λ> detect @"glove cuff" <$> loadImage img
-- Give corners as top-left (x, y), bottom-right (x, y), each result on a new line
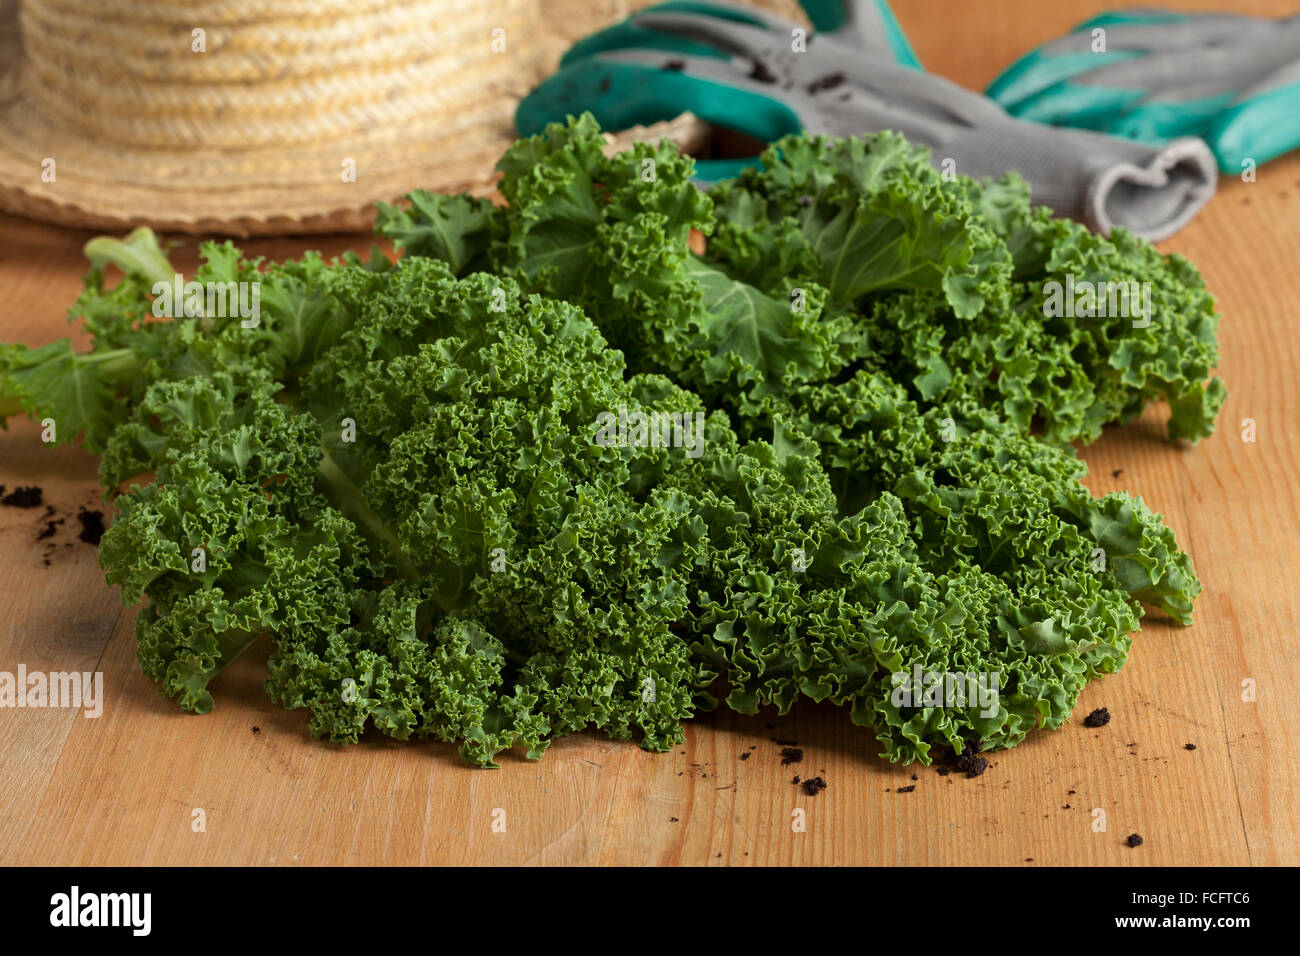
top-left (940, 122), bottom-right (1217, 240)
top-left (1084, 136), bottom-right (1218, 241)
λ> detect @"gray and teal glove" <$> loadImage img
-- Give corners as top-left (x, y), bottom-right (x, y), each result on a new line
top-left (518, 0), bottom-right (1218, 239)
top-left (987, 8), bottom-right (1300, 174)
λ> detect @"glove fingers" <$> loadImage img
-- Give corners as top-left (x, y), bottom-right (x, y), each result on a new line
top-left (652, 0), bottom-right (800, 33)
top-left (633, 10), bottom-right (791, 61)
top-left (997, 14), bottom-right (1300, 155)
top-left (598, 44), bottom-right (997, 147)
top-left (802, 0), bottom-right (922, 68)
top-left (561, 1), bottom-right (794, 67)
top-left (516, 55), bottom-right (802, 145)
top-left (1008, 50), bottom-right (1249, 136)
top-left (1107, 93), bottom-right (1236, 145)
top-left (989, 12), bottom-right (1283, 111)
top-left (602, 49), bottom-right (803, 141)
top-left (638, 0), bottom-right (921, 71)
top-left (561, 18), bottom-right (733, 68)
top-left (1210, 64), bottom-right (1300, 171)
top-left (1001, 80), bottom-right (1144, 132)
top-left (1060, 12), bottom-right (1269, 55)
top-left (1006, 12), bottom-right (1206, 61)
top-left (1080, 38), bottom-right (1300, 96)
top-left (829, 61), bottom-right (1015, 130)
top-left (1230, 55), bottom-right (1300, 102)
top-left (792, 83), bottom-right (968, 144)
top-left (987, 48), bottom-right (1143, 112)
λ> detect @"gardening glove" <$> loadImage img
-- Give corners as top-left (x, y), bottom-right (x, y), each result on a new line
top-left (538, 0), bottom-right (920, 180)
top-left (986, 8), bottom-right (1300, 174)
top-left (518, 0), bottom-right (1218, 239)
top-left (559, 0), bottom-right (922, 78)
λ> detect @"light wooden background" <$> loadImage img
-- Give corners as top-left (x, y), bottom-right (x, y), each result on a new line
top-left (1, 0), bottom-right (1297, 866)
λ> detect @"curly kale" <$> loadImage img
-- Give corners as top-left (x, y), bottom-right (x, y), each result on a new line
top-left (1, 116), bottom-right (1219, 767)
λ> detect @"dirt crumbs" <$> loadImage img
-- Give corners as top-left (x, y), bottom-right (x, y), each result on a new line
top-left (954, 753), bottom-right (988, 777)
top-left (1126, 833), bottom-right (1144, 848)
top-left (37, 507), bottom-right (64, 540)
top-left (1, 485), bottom-right (43, 508)
top-left (4, 486), bottom-right (108, 566)
top-left (798, 776), bottom-right (827, 796)
top-left (779, 746), bottom-right (803, 766)
top-left (807, 72), bottom-right (846, 95)
top-left (746, 59), bottom-right (778, 84)
top-left (1083, 707), bottom-right (1111, 728)
top-left (928, 741), bottom-right (990, 779)
top-left (951, 746), bottom-right (989, 778)
top-left (76, 508), bottom-right (106, 545)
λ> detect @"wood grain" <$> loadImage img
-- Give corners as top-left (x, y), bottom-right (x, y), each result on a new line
top-left (2, 0), bottom-right (1298, 866)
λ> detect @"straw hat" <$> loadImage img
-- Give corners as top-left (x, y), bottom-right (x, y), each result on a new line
top-left (0, 0), bottom-right (806, 236)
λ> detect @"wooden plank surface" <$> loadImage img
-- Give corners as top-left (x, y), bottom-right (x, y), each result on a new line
top-left (2, 0), bottom-right (1298, 866)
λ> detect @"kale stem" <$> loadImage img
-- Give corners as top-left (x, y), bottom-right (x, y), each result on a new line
top-left (86, 347), bottom-right (142, 385)
top-left (84, 229), bottom-right (175, 291)
top-left (315, 445), bottom-right (423, 583)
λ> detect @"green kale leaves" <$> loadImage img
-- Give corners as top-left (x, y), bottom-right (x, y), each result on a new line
top-left (1, 115), bottom-right (1221, 767)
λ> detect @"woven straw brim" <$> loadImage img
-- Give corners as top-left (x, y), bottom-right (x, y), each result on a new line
top-left (0, 0), bottom-right (806, 236)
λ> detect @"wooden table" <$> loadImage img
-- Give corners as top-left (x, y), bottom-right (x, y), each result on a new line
top-left (2, 0), bottom-right (1297, 866)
